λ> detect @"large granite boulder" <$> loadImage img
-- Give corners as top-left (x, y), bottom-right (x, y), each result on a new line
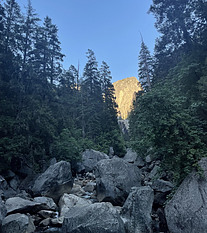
top-left (165, 157), bottom-right (207, 233)
top-left (123, 148), bottom-right (138, 163)
top-left (95, 157), bottom-right (141, 205)
top-left (2, 213), bottom-right (35, 233)
top-left (34, 197), bottom-right (57, 211)
top-left (5, 197), bottom-right (49, 215)
top-left (58, 193), bottom-right (91, 217)
top-left (82, 149), bottom-right (109, 172)
top-left (32, 161), bottom-right (73, 202)
top-left (61, 202), bottom-right (126, 233)
top-left (121, 186), bottom-right (154, 233)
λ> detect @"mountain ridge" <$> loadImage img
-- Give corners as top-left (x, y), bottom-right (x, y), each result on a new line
top-left (113, 77), bottom-right (142, 119)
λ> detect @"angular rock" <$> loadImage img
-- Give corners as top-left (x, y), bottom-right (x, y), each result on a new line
top-left (51, 216), bottom-right (64, 227)
top-left (109, 147), bottom-right (114, 158)
top-left (123, 148), bottom-right (138, 163)
top-left (121, 186), bottom-right (154, 233)
top-left (152, 179), bottom-right (174, 193)
top-left (2, 213), bottom-right (35, 233)
top-left (83, 182), bottom-right (96, 192)
top-left (34, 197), bottom-right (57, 211)
top-left (0, 176), bottom-right (8, 190)
top-left (0, 199), bottom-right (6, 229)
top-left (95, 157), bottom-right (141, 205)
top-left (165, 157), bottom-right (207, 233)
top-left (62, 202), bottom-right (126, 233)
top-left (148, 165), bottom-right (160, 179)
top-left (32, 161), bottom-right (73, 202)
top-left (82, 149), bottom-right (109, 172)
top-left (9, 176), bottom-right (20, 190)
top-left (39, 217), bottom-right (51, 227)
top-left (5, 197), bottom-right (48, 215)
top-left (59, 193), bottom-right (91, 217)
top-left (38, 210), bottom-right (57, 219)
top-left (145, 154), bottom-right (152, 163)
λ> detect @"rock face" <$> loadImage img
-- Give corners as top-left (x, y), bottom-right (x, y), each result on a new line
top-left (165, 157), bottom-right (207, 233)
top-left (32, 161), bottom-right (73, 202)
top-left (113, 77), bottom-right (142, 119)
top-left (121, 186), bottom-right (154, 233)
top-left (82, 149), bottom-right (109, 172)
top-left (0, 199), bottom-right (6, 229)
top-left (2, 213), bottom-right (35, 233)
top-left (59, 194), bottom-right (91, 217)
top-left (5, 197), bottom-right (52, 215)
top-left (95, 157), bottom-right (141, 205)
top-left (61, 202), bottom-right (126, 233)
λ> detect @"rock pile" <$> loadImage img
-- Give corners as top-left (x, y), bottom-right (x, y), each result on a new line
top-left (1, 148), bottom-right (207, 233)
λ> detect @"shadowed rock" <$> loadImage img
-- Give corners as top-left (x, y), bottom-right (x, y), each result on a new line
top-left (32, 161), bottom-right (73, 203)
top-left (95, 157), bottom-right (141, 206)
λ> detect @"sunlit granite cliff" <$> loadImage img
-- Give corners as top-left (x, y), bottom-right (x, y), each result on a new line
top-left (113, 77), bottom-right (142, 119)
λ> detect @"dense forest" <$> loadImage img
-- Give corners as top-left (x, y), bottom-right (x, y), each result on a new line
top-left (130, 0), bottom-right (207, 184)
top-left (1, 0), bottom-right (207, 186)
top-left (0, 0), bottom-right (125, 173)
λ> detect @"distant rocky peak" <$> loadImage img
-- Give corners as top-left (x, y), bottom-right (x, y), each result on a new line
top-left (113, 77), bottom-right (142, 119)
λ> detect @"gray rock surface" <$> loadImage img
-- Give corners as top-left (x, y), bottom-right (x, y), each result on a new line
top-left (148, 165), bottom-right (160, 179)
top-left (123, 148), bottom-right (138, 163)
top-left (0, 199), bottom-right (6, 229)
top-left (121, 186), bottom-right (154, 233)
top-left (32, 161), bottom-right (73, 202)
top-left (95, 157), bottom-right (141, 205)
top-left (165, 157), bottom-right (207, 233)
top-left (61, 202), bottom-right (126, 233)
top-left (152, 179), bottom-right (174, 193)
top-left (34, 197), bottom-right (57, 211)
top-left (82, 149), bottom-right (109, 172)
top-left (2, 213), bottom-right (35, 233)
top-left (59, 193), bottom-right (91, 217)
top-left (5, 197), bottom-right (48, 215)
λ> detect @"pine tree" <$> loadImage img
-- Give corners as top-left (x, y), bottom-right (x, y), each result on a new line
top-left (32, 16), bottom-right (64, 84)
top-left (3, 0), bottom-right (23, 55)
top-left (82, 49), bottom-right (103, 140)
top-left (138, 39), bottom-right (153, 91)
top-left (21, 0), bottom-right (40, 68)
top-left (99, 61), bottom-right (125, 155)
top-left (149, 0), bottom-right (207, 79)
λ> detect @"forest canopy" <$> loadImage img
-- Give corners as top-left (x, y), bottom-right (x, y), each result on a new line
top-left (0, 0), bottom-right (125, 172)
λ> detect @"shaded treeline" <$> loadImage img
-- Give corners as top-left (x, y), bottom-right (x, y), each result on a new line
top-left (130, 0), bottom-right (207, 184)
top-left (0, 0), bottom-right (125, 172)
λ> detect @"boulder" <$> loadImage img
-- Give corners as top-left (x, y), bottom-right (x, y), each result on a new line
top-left (2, 213), bottom-right (35, 233)
top-left (165, 157), bottom-right (207, 233)
top-left (82, 149), bottom-right (109, 172)
top-left (61, 202), bottom-right (126, 233)
top-left (95, 157), bottom-right (141, 205)
top-left (123, 148), bottom-right (138, 163)
top-left (34, 197), bottom-right (57, 211)
top-left (83, 182), bottom-right (96, 192)
top-left (5, 197), bottom-right (49, 215)
top-left (121, 186), bottom-right (154, 233)
top-left (152, 179), bottom-right (174, 193)
top-left (58, 193), bottom-right (91, 217)
top-left (148, 165), bottom-right (160, 180)
top-left (32, 161), bottom-right (73, 202)
top-left (51, 216), bottom-right (64, 227)
top-left (38, 210), bottom-right (57, 219)
top-left (109, 147), bottom-right (114, 158)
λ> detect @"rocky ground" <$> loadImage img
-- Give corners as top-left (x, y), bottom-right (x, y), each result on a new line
top-left (0, 148), bottom-right (207, 233)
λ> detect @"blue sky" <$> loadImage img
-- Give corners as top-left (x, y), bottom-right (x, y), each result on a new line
top-left (17, 0), bottom-right (158, 82)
